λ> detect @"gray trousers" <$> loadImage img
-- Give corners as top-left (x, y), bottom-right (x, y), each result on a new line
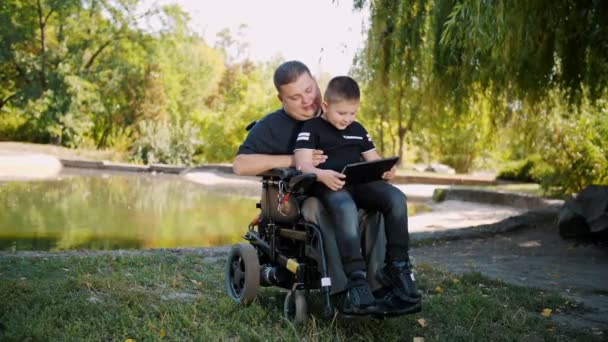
top-left (301, 197), bottom-right (386, 295)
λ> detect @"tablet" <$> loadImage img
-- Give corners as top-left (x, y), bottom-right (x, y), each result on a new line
top-left (341, 157), bottom-right (399, 185)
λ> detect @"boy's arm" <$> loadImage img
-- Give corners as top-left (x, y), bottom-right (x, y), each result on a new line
top-left (362, 149), bottom-right (396, 180)
top-left (295, 150), bottom-right (345, 191)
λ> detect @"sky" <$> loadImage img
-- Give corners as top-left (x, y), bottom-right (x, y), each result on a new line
top-left (146, 0), bottom-right (369, 77)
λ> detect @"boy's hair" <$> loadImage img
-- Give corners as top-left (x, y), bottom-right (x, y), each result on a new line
top-left (324, 76), bottom-right (360, 103)
top-left (273, 61), bottom-right (312, 91)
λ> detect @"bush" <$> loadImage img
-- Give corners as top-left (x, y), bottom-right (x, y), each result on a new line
top-left (130, 120), bottom-right (200, 165)
top-left (496, 156), bottom-right (543, 183)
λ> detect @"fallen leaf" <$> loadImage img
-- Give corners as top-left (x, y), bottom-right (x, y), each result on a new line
top-left (125, 339), bottom-right (135, 342)
top-left (451, 278), bottom-right (460, 284)
top-left (435, 286), bottom-right (444, 294)
top-left (541, 308), bottom-right (552, 317)
top-left (160, 328), bottom-right (166, 338)
top-left (413, 337), bottom-right (425, 342)
top-left (417, 318), bottom-right (428, 327)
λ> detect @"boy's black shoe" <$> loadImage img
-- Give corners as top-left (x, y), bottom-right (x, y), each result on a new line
top-left (372, 289), bottom-right (422, 318)
top-left (376, 261), bottom-right (422, 303)
top-left (340, 271), bottom-right (377, 315)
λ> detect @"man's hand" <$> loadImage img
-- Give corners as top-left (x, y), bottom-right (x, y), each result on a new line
top-left (317, 169), bottom-right (346, 191)
top-left (382, 165), bottom-right (397, 180)
top-left (311, 149), bottom-right (327, 167)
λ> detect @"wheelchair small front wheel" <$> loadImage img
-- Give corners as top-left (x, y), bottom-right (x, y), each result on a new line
top-left (225, 243), bottom-right (260, 305)
top-left (283, 289), bottom-right (307, 324)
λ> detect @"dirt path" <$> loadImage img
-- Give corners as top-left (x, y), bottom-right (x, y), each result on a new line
top-left (413, 220), bottom-right (608, 331)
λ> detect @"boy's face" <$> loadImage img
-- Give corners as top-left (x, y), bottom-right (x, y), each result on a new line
top-left (278, 73), bottom-right (321, 121)
top-left (321, 100), bottom-right (359, 130)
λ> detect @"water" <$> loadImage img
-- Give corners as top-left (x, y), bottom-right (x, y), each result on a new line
top-left (0, 172), bottom-right (258, 251)
top-left (0, 171), bottom-right (431, 252)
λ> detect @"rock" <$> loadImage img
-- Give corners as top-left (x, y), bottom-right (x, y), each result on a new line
top-left (558, 185), bottom-right (608, 238)
top-left (424, 163), bottom-right (456, 174)
top-left (0, 153), bottom-right (62, 180)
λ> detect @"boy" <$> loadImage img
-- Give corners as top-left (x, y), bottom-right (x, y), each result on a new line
top-left (294, 76), bottom-right (421, 314)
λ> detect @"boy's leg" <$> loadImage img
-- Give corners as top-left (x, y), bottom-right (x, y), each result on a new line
top-left (301, 198), bottom-right (386, 294)
top-left (314, 189), bottom-right (365, 275)
top-left (304, 189), bottom-right (376, 314)
top-left (352, 181), bottom-right (409, 261)
top-left (352, 181), bottom-right (421, 303)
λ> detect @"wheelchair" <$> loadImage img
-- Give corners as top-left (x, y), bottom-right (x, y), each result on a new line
top-left (224, 167), bottom-right (333, 323)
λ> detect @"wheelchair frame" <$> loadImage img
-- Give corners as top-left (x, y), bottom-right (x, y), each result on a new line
top-left (224, 168), bottom-right (333, 323)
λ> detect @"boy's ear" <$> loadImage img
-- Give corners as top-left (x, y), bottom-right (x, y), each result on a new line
top-left (321, 101), bottom-right (328, 113)
top-left (277, 94), bottom-right (283, 103)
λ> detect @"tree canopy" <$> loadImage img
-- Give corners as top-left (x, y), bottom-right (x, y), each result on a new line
top-left (354, 0), bottom-right (607, 193)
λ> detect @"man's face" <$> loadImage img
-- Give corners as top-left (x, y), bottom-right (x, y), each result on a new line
top-left (278, 73), bottom-right (321, 121)
top-left (321, 100), bottom-right (359, 130)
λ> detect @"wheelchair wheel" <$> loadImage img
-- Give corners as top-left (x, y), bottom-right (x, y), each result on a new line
top-left (225, 243), bottom-right (260, 305)
top-left (283, 289), bottom-right (307, 324)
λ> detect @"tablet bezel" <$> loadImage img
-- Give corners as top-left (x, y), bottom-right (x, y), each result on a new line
top-left (341, 156), bottom-right (399, 185)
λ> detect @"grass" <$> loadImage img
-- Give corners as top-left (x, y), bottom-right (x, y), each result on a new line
top-left (0, 251), bottom-right (602, 341)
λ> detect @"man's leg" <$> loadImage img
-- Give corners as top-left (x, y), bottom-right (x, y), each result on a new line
top-left (360, 210), bottom-right (385, 291)
top-left (301, 197), bottom-right (347, 295)
top-left (302, 197), bottom-right (387, 294)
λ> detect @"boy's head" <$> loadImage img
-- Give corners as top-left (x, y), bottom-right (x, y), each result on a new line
top-left (322, 76), bottom-right (360, 130)
top-left (274, 61), bottom-right (321, 121)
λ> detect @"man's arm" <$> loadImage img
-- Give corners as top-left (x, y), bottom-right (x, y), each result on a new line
top-left (232, 153), bottom-right (294, 176)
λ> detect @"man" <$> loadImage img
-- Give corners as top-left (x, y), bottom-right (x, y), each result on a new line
top-left (233, 61), bottom-right (419, 315)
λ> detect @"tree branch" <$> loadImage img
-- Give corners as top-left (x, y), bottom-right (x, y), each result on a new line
top-left (84, 38), bottom-right (116, 70)
top-left (0, 93), bottom-right (17, 111)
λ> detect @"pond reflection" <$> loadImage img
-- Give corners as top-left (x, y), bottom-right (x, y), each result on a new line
top-left (0, 173), bottom-right (258, 251)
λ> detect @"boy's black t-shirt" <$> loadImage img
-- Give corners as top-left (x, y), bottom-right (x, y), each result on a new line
top-left (236, 108), bottom-right (305, 155)
top-left (294, 117), bottom-right (375, 172)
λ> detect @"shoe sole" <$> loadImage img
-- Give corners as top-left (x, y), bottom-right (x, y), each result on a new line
top-left (376, 269), bottom-right (422, 303)
top-left (372, 302), bottom-right (422, 319)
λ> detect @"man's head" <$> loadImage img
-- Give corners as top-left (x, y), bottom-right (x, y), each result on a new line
top-left (321, 76), bottom-right (360, 130)
top-left (274, 61), bottom-right (321, 121)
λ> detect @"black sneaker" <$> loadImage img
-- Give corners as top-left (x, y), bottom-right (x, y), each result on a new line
top-left (340, 272), bottom-right (377, 315)
top-left (372, 290), bottom-right (422, 318)
top-left (376, 261), bottom-right (421, 303)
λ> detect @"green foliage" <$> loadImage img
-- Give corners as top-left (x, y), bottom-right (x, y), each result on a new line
top-left (0, 0), bottom-right (278, 165)
top-left (497, 158), bottom-right (540, 183)
top-left (131, 120), bottom-right (200, 166)
top-left (535, 95), bottom-right (608, 194)
top-left (354, 0), bottom-right (608, 195)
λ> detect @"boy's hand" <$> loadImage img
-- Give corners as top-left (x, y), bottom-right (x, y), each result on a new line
top-left (382, 165), bottom-right (397, 180)
top-left (311, 149), bottom-right (327, 166)
top-left (317, 169), bottom-right (346, 191)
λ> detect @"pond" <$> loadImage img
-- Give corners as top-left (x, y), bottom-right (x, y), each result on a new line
top-left (0, 171), bottom-right (259, 251)
top-left (0, 171), bottom-right (430, 251)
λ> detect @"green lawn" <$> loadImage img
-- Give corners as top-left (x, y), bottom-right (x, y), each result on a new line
top-left (0, 251), bottom-right (601, 341)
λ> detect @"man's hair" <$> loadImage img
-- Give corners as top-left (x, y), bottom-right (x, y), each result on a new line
top-left (273, 61), bottom-right (312, 91)
top-left (324, 76), bottom-right (360, 103)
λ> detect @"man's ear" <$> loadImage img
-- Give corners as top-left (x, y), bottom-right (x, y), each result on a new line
top-left (277, 94), bottom-right (283, 103)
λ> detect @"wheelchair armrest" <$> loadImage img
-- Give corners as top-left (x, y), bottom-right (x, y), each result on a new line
top-left (288, 173), bottom-right (317, 195)
top-left (257, 167), bottom-right (300, 180)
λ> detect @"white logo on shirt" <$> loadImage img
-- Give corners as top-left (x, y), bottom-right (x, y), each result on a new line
top-left (366, 134), bottom-right (372, 142)
top-left (342, 135), bottom-right (363, 140)
top-left (297, 132), bottom-right (310, 141)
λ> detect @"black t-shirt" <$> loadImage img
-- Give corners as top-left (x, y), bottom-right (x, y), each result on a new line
top-left (236, 108), bottom-right (305, 155)
top-left (294, 117), bottom-right (375, 172)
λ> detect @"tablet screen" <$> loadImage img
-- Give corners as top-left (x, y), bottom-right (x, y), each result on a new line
top-left (341, 157), bottom-right (399, 185)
